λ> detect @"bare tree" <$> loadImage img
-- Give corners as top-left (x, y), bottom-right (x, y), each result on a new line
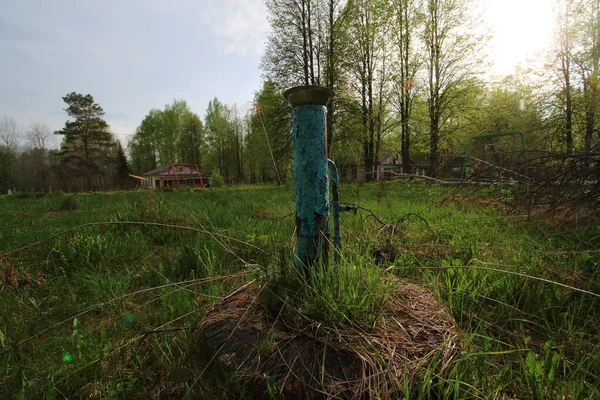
top-left (25, 122), bottom-right (53, 189)
top-left (0, 115), bottom-right (20, 150)
top-left (322, 0), bottom-right (350, 156)
top-left (262, 0), bottom-right (322, 87)
top-left (346, 0), bottom-right (378, 180)
top-left (27, 122), bottom-right (52, 150)
top-left (344, 0), bottom-right (394, 180)
top-left (0, 115), bottom-right (21, 193)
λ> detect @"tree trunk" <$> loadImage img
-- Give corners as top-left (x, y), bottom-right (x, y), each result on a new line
top-left (564, 70), bottom-right (573, 155)
top-left (326, 0), bottom-right (335, 156)
top-left (427, 0), bottom-right (441, 177)
top-left (399, 0), bottom-right (412, 174)
top-left (301, 0), bottom-right (310, 86)
top-left (584, 75), bottom-right (594, 155)
top-left (561, 3), bottom-right (574, 156)
top-left (401, 119), bottom-right (411, 174)
top-left (236, 131), bottom-right (243, 182)
top-left (307, 0), bottom-right (315, 85)
top-left (429, 118), bottom-right (440, 174)
top-left (367, 39), bottom-right (375, 181)
top-left (361, 67), bottom-right (373, 181)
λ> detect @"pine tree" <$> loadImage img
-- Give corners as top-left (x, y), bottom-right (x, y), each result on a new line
top-left (56, 92), bottom-right (113, 190)
top-left (115, 141), bottom-right (131, 188)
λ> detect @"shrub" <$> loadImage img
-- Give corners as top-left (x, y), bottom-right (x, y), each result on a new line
top-left (60, 195), bottom-right (79, 211)
top-left (211, 171), bottom-right (224, 188)
top-left (16, 191), bottom-right (47, 199)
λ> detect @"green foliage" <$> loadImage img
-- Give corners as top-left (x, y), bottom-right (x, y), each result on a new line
top-left (204, 98), bottom-right (245, 182)
top-left (520, 342), bottom-right (562, 399)
top-left (264, 254), bottom-right (394, 331)
top-left (55, 92), bottom-right (115, 190)
top-left (114, 141), bottom-right (130, 184)
top-left (1, 183), bottom-right (600, 398)
top-left (128, 100), bottom-right (204, 174)
top-left (180, 112), bottom-right (203, 166)
top-left (128, 108), bottom-right (162, 173)
top-left (15, 191), bottom-right (46, 199)
top-left (175, 244), bottom-right (220, 279)
top-left (59, 195), bottom-right (79, 211)
top-left (49, 233), bottom-right (112, 273)
top-left (0, 144), bottom-right (17, 194)
top-left (247, 81), bottom-right (291, 184)
top-left (210, 170), bottom-right (224, 187)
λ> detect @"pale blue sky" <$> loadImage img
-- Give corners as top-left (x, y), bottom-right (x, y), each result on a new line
top-left (0, 0), bottom-right (268, 146)
top-left (1, 0), bottom-right (553, 148)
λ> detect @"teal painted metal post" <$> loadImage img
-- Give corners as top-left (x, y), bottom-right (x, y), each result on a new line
top-left (285, 86), bottom-right (334, 276)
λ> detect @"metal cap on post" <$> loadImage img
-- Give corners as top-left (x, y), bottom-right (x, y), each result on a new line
top-left (284, 86), bottom-right (335, 107)
top-left (285, 86), bottom-right (335, 275)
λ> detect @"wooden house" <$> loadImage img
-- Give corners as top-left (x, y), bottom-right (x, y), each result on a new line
top-left (139, 164), bottom-right (207, 189)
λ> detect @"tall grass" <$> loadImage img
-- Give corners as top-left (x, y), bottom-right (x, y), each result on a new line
top-left (1, 182), bottom-right (599, 398)
top-left (261, 252), bottom-right (394, 332)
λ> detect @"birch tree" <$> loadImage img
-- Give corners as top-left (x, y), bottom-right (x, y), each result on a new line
top-left (391, 0), bottom-right (423, 173)
top-left (423, 0), bottom-right (486, 174)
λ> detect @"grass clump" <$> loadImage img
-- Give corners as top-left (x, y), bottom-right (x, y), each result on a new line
top-left (16, 191), bottom-right (47, 199)
top-left (262, 255), bottom-right (394, 330)
top-left (59, 195), bottom-right (79, 211)
top-left (175, 243), bottom-right (221, 279)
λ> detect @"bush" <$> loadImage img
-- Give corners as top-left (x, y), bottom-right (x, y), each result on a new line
top-left (16, 191), bottom-right (47, 199)
top-left (60, 195), bottom-right (79, 211)
top-left (211, 171), bottom-right (224, 188)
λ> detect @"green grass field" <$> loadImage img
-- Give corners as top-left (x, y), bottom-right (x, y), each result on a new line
top-left (1, 182), bottom-right (599, 399)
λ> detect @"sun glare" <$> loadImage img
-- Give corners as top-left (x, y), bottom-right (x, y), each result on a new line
top-left (484, 0), bottom-right (555, 76)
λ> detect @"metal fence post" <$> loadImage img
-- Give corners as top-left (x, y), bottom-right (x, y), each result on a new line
top-left (284, 86), bottom-right (334, 276)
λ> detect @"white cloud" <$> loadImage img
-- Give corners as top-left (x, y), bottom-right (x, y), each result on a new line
top-left (202, 0), bottom-right (269, 56)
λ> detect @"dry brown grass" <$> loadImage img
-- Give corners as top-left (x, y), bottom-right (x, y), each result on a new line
top-left (200, 280), bottom-right (460, 399)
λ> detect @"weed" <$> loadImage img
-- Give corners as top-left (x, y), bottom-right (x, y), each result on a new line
top-left (211, 170), bottom-right (225, 187)
top-left (16, 191), bottom-right (47, 199)
top-left (59, 195), bottom-right (79, 211)
top-left (263, 253), bottom-right (394, 331)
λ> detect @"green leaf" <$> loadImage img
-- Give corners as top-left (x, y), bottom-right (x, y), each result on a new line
top-left (547, 352), bottom-right (560, 384)
top-left (526, 351), bottom-right (542, 380)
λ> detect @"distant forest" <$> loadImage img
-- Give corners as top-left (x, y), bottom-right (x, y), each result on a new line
top-left (1, 0), bottom-right (597, 192)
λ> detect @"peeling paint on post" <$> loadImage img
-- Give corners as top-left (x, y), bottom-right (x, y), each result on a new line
top-left (284, 86), bottom-right (335, 276)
